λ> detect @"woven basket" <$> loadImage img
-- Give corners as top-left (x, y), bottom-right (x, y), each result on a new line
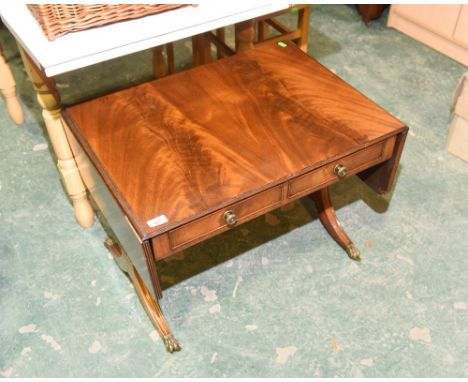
top-left (28, 4), bottom-right (187, 41)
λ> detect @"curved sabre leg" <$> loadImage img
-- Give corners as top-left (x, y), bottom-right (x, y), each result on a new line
top-left (311, 187), bottom-right (361, 261)
top-left (104, 239), bottom-right (182, 353)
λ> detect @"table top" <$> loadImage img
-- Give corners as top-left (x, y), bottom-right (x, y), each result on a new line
top-left (64, 42), bottom-right (406, 239)
top-left (0, 3), bottom-right (288, 77)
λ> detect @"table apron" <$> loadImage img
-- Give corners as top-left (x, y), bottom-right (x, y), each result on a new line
top-left (152, 135), bottom-right (397, 261)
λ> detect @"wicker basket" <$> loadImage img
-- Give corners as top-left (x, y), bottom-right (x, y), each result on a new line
top-left (28, 4), bottom-right (187, 41)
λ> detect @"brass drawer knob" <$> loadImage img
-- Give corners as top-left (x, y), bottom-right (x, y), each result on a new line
top-left (334, 164), bottom-right (348, 178)
top-left (223, 210), bottom-right (237, 226)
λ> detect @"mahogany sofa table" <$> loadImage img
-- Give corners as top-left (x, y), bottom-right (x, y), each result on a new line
top-left (63, 42), bottom-right (407, 352)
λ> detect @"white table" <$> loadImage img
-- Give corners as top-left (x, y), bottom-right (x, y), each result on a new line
top-left (0, 3), bottom-right (287, 76)
top-left (0, 3), bottom-right (288, 227)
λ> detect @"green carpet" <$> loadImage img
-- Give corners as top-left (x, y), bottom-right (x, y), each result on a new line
top-left (1, 5), bottom-right (467, 377)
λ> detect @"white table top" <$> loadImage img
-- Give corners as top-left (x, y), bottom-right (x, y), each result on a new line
top-left (0, 3), bottom-right (288, 77)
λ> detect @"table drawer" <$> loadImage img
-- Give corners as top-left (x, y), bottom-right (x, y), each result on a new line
top-left (288, 137), bottom-right (396, 198)
top-left (167, 185), bottom-right (283, 251)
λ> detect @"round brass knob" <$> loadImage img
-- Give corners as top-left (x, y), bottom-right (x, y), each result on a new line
top-left (223, 210), bottom-right (237, 226)
top-left (334, 164), bottom-right (348, 178)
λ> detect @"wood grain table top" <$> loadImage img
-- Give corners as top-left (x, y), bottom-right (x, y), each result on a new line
top-left (64, 42), bottom-right (406, 240)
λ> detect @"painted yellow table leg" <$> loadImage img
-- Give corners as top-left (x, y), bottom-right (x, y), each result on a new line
top-left (19, 48), bottom-right (94, 228)
top-left (0, 45), bottom-right (24, 124)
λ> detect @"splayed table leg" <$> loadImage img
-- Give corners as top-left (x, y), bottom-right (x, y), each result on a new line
top-left (311, 187), bottom-right (362, 261)
top-left (104, 239), bottom-right (182, 353)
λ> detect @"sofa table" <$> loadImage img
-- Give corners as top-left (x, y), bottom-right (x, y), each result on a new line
top-left (62, 42), bottom-right (408, 352)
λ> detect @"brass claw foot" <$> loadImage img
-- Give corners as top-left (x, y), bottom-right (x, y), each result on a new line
top-left (345, 243), bottom-right (361, 261)
top-left (163, 333), bottom-right (182, 353)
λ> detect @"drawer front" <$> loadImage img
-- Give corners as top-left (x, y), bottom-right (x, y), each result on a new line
top-left (288, 137), bottom-right (396, 198)
top-left (168, 185), bottom-right (283, 251)
top-left (153, 136), bottom-right (397, 259)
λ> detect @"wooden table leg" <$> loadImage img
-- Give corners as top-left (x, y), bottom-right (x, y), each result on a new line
top-left (215, 28), bottom-right (226, 59)
top-left (297, 5), bottom-right (312, 53)
top-left (235, 19), bottom-right (256, 52)
top-left (152, 44), bottom-right (175, 79)
top-left (105, 239), bottom-right (181, 353)
top-left (19, 48), bottom-right (94, 228)
top-left (192, 34), bottom-right (212, 66)
top-left (356, 5), bottom-right (388, 23)
top-left (166, 43), bottom-right (175, 75)
top-left (0, 44), bottom-right (24, 124)
top-left (311, 187), bottom-right (361, 261)
top-left (152, 45), bottom-right (167, 79)
top-left (257, 20), bottom-right (269, 44)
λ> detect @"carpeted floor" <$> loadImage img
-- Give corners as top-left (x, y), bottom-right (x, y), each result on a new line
top-left (1, 5), bottom-right (467, 377)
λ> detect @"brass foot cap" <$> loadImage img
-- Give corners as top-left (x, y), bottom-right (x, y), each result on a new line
top-left (104, 238), bottom-right (116, 248)
top-left (163, 334), bottom-right (182, 353)
top-left (345, 243), bottom-right (361, 261)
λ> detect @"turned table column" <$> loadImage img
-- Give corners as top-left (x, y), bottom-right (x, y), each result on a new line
top-left (19, 48), bottom-right (94, 228)
top-left (235, 19), bottom-right (256, 52)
